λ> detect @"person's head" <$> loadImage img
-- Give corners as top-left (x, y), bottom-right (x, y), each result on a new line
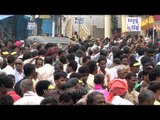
top-left (59, 93), bottom-right (74, 105)
top-left (113, 58), bottom-right (121, 66)
top-left (44, 56), bottom-right (53, 65)
top-left (0, 94), bottom-right (14, 105)
top-left (145, 48), bottom-right (155, 63)
top-left (66, 60), bottom-right (77, 73)
top-left (82, 56), bottom-right (91, 66)
top-left (22, 45), bottom-right (30, 55)
top-left (141, 56), bottom-right (152, 67)
top-left (125, 72), bottom-right (137, 89)
top-left (66, 53), bottom-right (75, 62)
top-left (58, 49), bottom-right (65, 57)
top-left (45, 43), bottom-right (54, 52)
top-left (87, 91), bottom-right (106, 105)
top-left (98, 55), bottom-right (107, 71)
top-left (23, 63), bottom-right (36, 79)
top-left (130, 61), bottom-right (140, 74)
top-left (123, 46), bottom-right (130, 55)
top-left (20, 79), bottom-right (34, 95)
top-left (94, 74), bottom-right (105, 86)
top-left (147, 82), bottom-right (160, 102)
top-left (38, 48), bottom-right (47, 56)
top-left (143, 62), bottom-right (154, 72)
top-left (59, 56), bottom-right (67, 64)
top-left (117, 65), bottom-right (128, 79)
top-left (54, 71), bottom-right (67, 89)
top-left (36, 80), bottom-right (54, 97)
top-left (87, 61), bottom-right (97, 75)
top-left (6, 40), bottom-right (13, 49)
top-left (15, 58), bottom-right (23, 72)
top-left (0, 76), bottom-right (8, 97)
top-left (120, 54), bottom-right (129, 66)
top-left (138, 89), bottom-right (155, 105)
top-left (40, 97), bottom-right (58, 105)
top-left (76, 50), bottom-right (84, 58)
top-left (22, 52), bottom-right (32, 61)
top-left (7, 55), bottom-right (16, 66)
top-left (7, 74), bottom-right (15, 86)
top-left (136, 47), bottom-right (145, 56)
top-left (142, 70), bottom-right (150, 82)
top-left (107, 79), bottom-right (128, 102)
top-left (78, 66), bottom-right (89, 83)
top-left (35, 58), bottom-right (43, 68)
top-left (149, 65), bottom-right (160, 82)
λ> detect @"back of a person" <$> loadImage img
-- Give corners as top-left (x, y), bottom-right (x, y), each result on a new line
top-left (14, 94), bottom-right (44, 105)
top-left (112, 96), bottom-right (134, 105)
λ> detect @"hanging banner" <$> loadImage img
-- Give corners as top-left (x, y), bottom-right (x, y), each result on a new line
top-left (126, 17), bottom-right (141, 31)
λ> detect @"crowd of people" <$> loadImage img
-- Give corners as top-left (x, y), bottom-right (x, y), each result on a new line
top-left (0, 34), bottom-right (160, 105)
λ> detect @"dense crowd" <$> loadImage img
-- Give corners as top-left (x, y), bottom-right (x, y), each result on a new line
top-left (0, 35), bottom-right (159, 105)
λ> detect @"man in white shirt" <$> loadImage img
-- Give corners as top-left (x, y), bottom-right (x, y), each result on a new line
top-left (2, 55), bottom-right (16, 75)
top-left (14, 59), bottom-right (25, 84)
top-left (36, 56), bottom-right (55, 85)
top-left (14, 79), bottom-right (44, 105)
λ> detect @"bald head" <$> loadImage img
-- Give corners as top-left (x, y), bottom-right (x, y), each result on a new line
top-left (117, 65), bottom-right (129, 79)
top-left (20, 79), bottom-right (33, 92)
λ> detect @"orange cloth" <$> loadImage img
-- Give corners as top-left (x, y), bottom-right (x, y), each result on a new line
top-left (107, 79), bottom-right (128, 102)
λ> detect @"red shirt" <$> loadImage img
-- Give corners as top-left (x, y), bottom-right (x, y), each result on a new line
top-left (7, 91), bottom-right (21, 102)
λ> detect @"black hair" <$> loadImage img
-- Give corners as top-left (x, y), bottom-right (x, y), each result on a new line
top-left (136, 47), bottom-right (144, 56)
top-left (23, 63), bottom-right (35, 77)
top-left (68, 60), bottom-right (78, 72)
top-left (0, 94), bottom-right (14, 105)
top-left (59, 93), bottom-right (73, 104)
top-left (141, 56), bottom-right (152, 66)
top-left (38, 49), bottom-right (47, 56)
top-left (31, 51), bottom-right (38, 57)
top-left (147, 82), bottom-right (160, 93)
top-left (70, 73), bottom-right (81, 79)
top-left (123, 46), bottom-right (130, 54)
top-left (120, 54), bottom-right (128, 60)
top-left (87, 61), bottom-right (97, 74)
top-left (76, 50), bottom-right (84, 58)
top-left (40, 97), bottom-right (58, 105)
top-left (94, 74), bottom-right (104, 84)
top-left (22, 52), bottom-right (32, 61)
top-left (98, 55), bottom-right (107, 63)
top-left (79, 45), bottom-right (86, 53)
top-left (7, 55), bottom-right (16, 64)
top-left (14, 79), bottom-right (23, 97)
top-left (87, 91), bottom-right (103, 105)
top-left (100, 49), bottom-right (107, 56)
top-left (54, 71), bottom-right (67, 81)
top-left (58, 49), bottom-right (65, 56)
top-left (138, 89), bottom-right (155, 105)
top-left (78, 66), bottom-right (89, 74)
top-left (82, 56), bottom-right (91, 63)
top-left (113, 58), bottom-right (121, 64)
top-left (125, 72), bottom-right (137, 80)
top-left (45, 43), bottom-right (54, 50)
top-left (66, 53), bottom-right (75, 61)
top-left (36, 80), bottom-right (52, 96)
top-left (44, 56), bottom-right (53, 65)
top-left (0, 76), bottom-right (14, 88)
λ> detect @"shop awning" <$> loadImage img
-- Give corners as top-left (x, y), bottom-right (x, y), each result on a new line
top-left (141, 16), bottom-right (154, 30)
top-left (0, 15), bottom-right (13, 20)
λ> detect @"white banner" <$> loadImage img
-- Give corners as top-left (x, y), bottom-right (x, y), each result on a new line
top-left (27, 22), bottom-right (37, 30)
top-left (126, 17), bottom-right (141, 31)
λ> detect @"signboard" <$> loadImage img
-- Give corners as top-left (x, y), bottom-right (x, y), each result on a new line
top-left (27, 22), bottom-right (37, 30)
top-left (126, 17), bottom-right (141, 31)
top-left (75, 17), bottom-right (84, 24)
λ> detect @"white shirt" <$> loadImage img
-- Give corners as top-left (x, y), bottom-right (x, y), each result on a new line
top-left (14, 91), bottom-right (44, 105)
top-left (14, 69), bottom-right (25, 84)
top-left (2, 65), bottom-right (15, 75)
top-left (36, 64), bottom-right (55, 85)
top-left (111, 96), bottom-right (134, 105)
